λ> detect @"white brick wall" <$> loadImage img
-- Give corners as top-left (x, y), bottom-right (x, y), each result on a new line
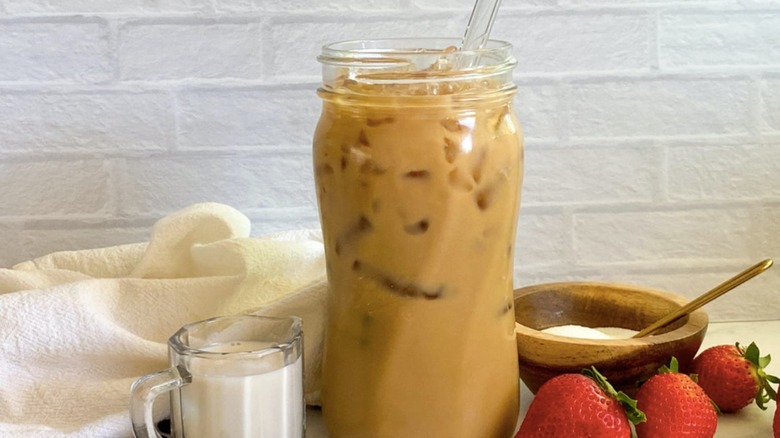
top-left (119, 20), bottom-right (264, 80)
top-left (0, 19), bottom-right (111, 82)
top-left (0, 0), bottom-right (779, 321)
top-left (266, 14), bottom-right (464, 80)
top-left (118, 150), bottom-right (315, 215)
top-left (0, 158), bottom-right (114, 217)
top-left (660, 11), bottom-right (780, 67)
top-left (492, 11), bottom-right (654, 73)
top-left (177, 87), bottom-right (318, 147)
top-left (564, 78), bottom-right (755, 138)
top-left (666, 140), bottom-right (780, 201)
top-left (522, 142), bottom-right (661, 205)
top-left (0, 90), bottom-right (175, 151)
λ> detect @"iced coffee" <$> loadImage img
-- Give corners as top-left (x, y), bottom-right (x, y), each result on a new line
top-left (314, 39), bottom-right (523, 438)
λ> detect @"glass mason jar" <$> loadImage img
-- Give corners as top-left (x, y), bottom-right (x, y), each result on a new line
top-left (313, 38), bottom-right (523, 438)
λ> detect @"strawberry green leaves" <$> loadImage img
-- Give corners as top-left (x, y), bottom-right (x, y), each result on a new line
top-left (583, 367), bottom-right (647, 425)
top-left (739, 342), bottom-right (779, 410)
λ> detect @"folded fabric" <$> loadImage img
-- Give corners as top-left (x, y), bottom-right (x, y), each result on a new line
top-left (0, 203), bottom-right (327, 437)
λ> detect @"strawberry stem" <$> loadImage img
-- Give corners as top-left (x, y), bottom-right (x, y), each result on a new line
top-left (658, 356), bottom-right (680, 374)
top-left (582, 367), bottom-right (647, 425)
top-left (737, 342), bottom-right (779, 411)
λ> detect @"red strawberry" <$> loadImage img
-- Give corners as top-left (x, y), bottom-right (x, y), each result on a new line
top-left (515, 367), bottom-right (645, 438)
top-left (691, 342), bottom-right (779, 412)
top-left (774, 402), bottom-right (779, 438)
top-left (635, 357), bottom-right (718, 438)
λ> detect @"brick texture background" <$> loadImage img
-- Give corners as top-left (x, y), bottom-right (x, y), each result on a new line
top-left (0, 0), bottom-right (778, 321)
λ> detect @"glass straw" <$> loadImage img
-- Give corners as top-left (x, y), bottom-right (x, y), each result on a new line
top-left (457, 0), bottom-right (503, 68)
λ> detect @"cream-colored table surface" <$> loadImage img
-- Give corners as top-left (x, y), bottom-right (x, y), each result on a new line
top-left (306, 320), bottom-right (780, 437)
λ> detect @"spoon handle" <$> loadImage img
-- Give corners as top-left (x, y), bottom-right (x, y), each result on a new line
top-left (633, 259), bottom-right (773, 338)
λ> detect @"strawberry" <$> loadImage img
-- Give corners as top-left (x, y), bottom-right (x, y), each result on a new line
top-left (691, 342), bottom-right (779, 412)
top-left (635, 357), bottom-right (718, 438)
top-left (775, 403), bottom-right (779, 438)
top-left (515, 367), bottom-right (645, 438)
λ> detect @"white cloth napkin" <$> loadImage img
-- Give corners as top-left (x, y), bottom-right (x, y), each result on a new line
top-left (0, 203), bottom-right (327, 437)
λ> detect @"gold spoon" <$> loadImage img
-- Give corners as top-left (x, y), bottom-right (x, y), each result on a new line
top-left (633, 258), bottom-right (773, 338)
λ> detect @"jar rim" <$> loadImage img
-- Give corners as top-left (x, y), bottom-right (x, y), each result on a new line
top-left (319, 37), bottom-right (514, 60)
top-left (317, 37), bottom-right (517, 96)
top-left (318, 37), bottom-right (514, 70)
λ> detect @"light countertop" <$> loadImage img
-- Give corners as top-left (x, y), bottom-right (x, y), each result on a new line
top-left (306, 320), bottom-right (780, 437)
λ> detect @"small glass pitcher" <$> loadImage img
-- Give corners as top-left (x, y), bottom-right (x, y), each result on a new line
top-left (130, 315), bottom-right (304, 438)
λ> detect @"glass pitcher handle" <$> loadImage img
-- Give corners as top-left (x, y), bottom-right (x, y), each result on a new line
top-left (130, 366), bottom-right (191, 438)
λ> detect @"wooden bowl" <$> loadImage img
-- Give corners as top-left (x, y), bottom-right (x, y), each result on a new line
top-left (514, 281), bottom-right (708, 395)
